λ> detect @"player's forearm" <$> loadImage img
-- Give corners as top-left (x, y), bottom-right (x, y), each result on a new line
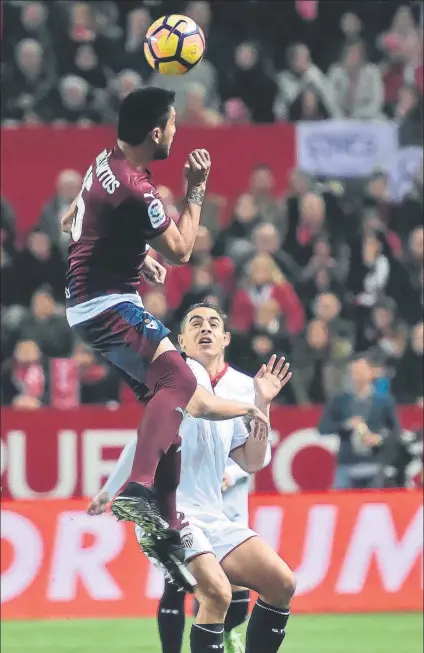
top-left (174, 183), bottom-right (206, 263)
top-left (101, 438), bottom-right (136, 498)
top-left (232, 421), bottom-right (269, 472)
top-left (186, 385), bottom-right (256, 422)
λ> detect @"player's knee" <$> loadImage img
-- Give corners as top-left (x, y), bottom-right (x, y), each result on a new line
top-left (200, 577), bottom-right (232, 614)
top-left (263, 565), bottom-right (296, 607)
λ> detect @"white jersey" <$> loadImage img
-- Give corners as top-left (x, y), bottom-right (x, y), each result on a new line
top-left (177, 358), bottom-right (249, 523)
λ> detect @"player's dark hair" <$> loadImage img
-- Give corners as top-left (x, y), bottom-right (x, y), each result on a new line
top-left (117, 88), bottom-right (175, 146)
top-left (180, 301), bottom-right (228, 332)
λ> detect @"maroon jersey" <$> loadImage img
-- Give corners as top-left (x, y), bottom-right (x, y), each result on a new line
top-left (66, 146), bottom-right (171, 307)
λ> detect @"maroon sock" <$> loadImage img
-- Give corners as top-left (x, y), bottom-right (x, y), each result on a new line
top-left (128, 351), bottom-right (196, 524)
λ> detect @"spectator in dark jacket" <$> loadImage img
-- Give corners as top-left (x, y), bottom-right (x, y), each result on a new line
top-left (16, 231), bottom-right (66, 306)
top-left (319, 354), bottom-right (401, 489)
top-left (223, 42), bottom-right (277, 123)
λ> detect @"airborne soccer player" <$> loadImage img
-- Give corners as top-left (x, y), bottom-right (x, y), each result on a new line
top-left (89, 303), bottom-right (296, 653)
top-left (63, 89), bottom-right (268, 591)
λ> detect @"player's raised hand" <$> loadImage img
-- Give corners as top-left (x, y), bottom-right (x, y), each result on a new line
top-left (87, 491), bottom-right (110, 516)
top-left (184, 149), bottom-right (211, 187)
top-left (254, 355), bottom-right (292, 404)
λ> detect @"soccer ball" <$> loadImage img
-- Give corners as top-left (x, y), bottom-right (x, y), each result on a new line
top-left (144, 14), bottom-right (205, 76)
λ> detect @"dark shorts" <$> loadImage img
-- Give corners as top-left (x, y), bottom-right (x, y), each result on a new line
top-left (73, 302), bottom-right (170, 399)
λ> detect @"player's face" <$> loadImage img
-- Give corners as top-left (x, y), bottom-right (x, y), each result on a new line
top-left (178, 307), bottom-right (230, 362)
top-left (153, 106), bottom-right (177, 160)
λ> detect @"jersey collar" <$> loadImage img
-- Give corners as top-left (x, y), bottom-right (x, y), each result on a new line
top-left (210, 363), bottom-right (229, 388)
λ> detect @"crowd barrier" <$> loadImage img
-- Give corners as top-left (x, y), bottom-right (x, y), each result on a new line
top-left (1, 405), bottom-right (422, 498)
top-left (1, 491), bottom-right (422, 619)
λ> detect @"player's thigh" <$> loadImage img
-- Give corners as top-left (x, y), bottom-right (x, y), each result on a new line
top-left (189, 553), bottom-right (232, 610)
top-left (221, 536), bottom-right (296, 601)
top-left (74, 302), bottom-right (172, 383)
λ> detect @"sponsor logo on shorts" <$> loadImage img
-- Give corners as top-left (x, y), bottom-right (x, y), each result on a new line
top-left (144, 318), bottom-right (158, 330)
top-left (147, 199), bottom-right (166, 228)
top-left (181, 532), bottom-right (194, 549)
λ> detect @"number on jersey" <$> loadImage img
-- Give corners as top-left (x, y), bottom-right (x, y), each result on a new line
top-left (71, 166), bottom-right (93, 241)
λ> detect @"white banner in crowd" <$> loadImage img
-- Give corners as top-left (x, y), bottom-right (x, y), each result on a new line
top-left (297, 120), bottom-right (399, 178)
top-left (383, 146), bottom-right (423, 203)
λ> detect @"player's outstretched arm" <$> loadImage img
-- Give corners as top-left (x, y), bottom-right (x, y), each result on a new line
top-left (186, 385), bottom-right (269, 427)
top-left (148, 149), bottom-right (211, 265)
top-left (231, 356), bottom-right (292, 472)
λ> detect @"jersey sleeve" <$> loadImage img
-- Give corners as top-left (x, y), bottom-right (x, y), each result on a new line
top-left (185, 358), bottom-right (212, 391)
top-left (124, 179), bottom-right (171, 240)
top-left (230, 416), bottom-right (249, 452)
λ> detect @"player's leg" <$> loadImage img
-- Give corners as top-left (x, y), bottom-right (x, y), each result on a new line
top-left (74, 304), bottom-right (197, 590)
top-left (158, 579), bottom-right (186, 653)
top-left (222, 487), bottom-right (250, 650)
top-left (223, 585), bottom-right (250, 652)
top-left (188, 553), bottom-right (232, 653)
top-left (221, 536), bottom-right (296, 652)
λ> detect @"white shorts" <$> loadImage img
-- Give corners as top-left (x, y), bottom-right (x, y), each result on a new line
top-left (180, 515), bottom-right (256, 563)
top-left (135, 515), bottom-right (256, 565)
top-left (223, 480), bottom-right (249, 527)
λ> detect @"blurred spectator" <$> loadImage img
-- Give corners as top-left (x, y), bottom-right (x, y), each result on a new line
top-left (166, 226), bottom-right (234, 312)
top-left (18, 288), bottom-right (73, 358)
top-left (313, 293), bottom-right (355, 348)
top-left (319, 354), bottom-right (401, 489)
top-left (2, 38), bottom-right (55, 123)
top-left (212, 193), bottom-right (261, 260)
top-left (223, 42), bottom-right (277, 123)
top-left (274, 43), bottom-right (336, 121)
top-left (1, 339), bottom-right (46, 406)
top-left (1, 243), bottom-right (19, 308)
top-left (185, 1), bottom-right (234, 80)
top-left (148, 55), bottom-right (220, 115)
top-left (115, 8), bottom-right (152, 79)
top-left (179, 83), bottom-right (223, 127)
top-left (393, 83), bottom-right (423, 146)
top-left (229, 254), bottom-right (304, 335)
top-left (38, 169), bottom-right (82, 260)
top-left (358, 297), bottom-right (407, 360)
top-left (248, 164), bottom-right (283, 225)
top-left (292, 319), bottom-right (335, 404)
top-left (288, 85), bottom-right (331, 121)
top-left (67, 43), bottom-right (108, 90)
top-left (44, 75), bottom-right (102, 125)
top-left (251, 223), bottom-right (300, 284)
top-left (101, 69), bottom-right (143, 124)
top-left (402, 226), bottom-right (424, 325)
top-left (16, 230), bottom-right (66, 305)
top-left (72, 342), bottom-right (119, 404)
top-left (346, 231), bottom-right (391, 327)
top-left (1, 198), bottom-right (16, 257)
top-left (223, 98), bottom-right (251, 124)
top-left (392, 322), bottom-right (424, 404)
top-left (284, 192), bottom-right (332, 268)
top-left (328, 40), bottom-right (384, 119)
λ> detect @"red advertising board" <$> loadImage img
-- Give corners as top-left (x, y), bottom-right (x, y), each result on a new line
top-left (1, 123), bottom-right (295, 232)
top-left (1, 406), bottom-right (422, 500)
top-left (1, 491), bottom-right (422, 619)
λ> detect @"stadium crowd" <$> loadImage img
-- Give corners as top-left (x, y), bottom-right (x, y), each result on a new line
top-left (1, 0), bottom-right (423, 412)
